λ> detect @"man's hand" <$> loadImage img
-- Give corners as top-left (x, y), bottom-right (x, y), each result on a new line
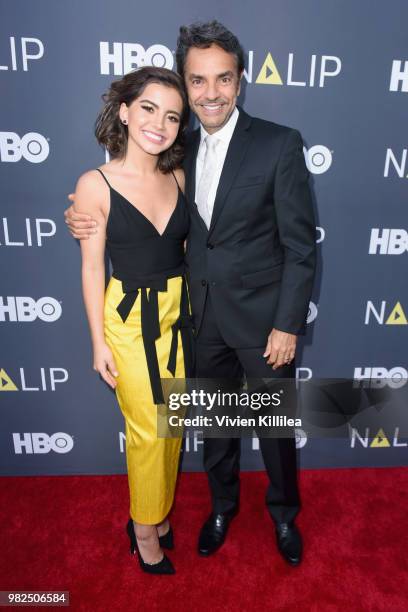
top-left (263, 329), bottom-right (297, 370)
top-left (64, 193), bottom-right (98, 239)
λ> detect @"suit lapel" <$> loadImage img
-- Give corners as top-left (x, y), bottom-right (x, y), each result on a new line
top-left (184, 128), bottom-right (209, 232)
top-left (208, 109), bottom-right (252, 236)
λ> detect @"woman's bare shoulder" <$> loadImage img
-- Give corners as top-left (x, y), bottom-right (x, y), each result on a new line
top-left (77, 167), bottom-right (108, 188)
top-left (75, 169), bottom-right (109, 214)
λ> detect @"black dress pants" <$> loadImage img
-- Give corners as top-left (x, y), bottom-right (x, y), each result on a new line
top-left (195, 291), bottom-right (300, 525)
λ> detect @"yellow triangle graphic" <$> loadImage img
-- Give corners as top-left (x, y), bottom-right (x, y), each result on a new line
top-left (385, 301), bottom-right (407, 325)
top-left (0, 368), bottom-right (18, 391)
top-left (370, 428), bottom-right (390, 448)
top-left (255, 53), bottom-right (283, 85)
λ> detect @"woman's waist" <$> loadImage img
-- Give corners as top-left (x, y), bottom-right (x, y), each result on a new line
top-left (108, 248), bottom-right (184, 281)
top-left (104, 273), bottom-right (188, 330)
top-left (111, 264), bottom-right (185, 288)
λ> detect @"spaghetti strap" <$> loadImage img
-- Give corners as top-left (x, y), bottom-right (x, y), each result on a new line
top-left (171, 170), bottom-right (181, 192)
top-left (95, 168), bottom-right (111, 189)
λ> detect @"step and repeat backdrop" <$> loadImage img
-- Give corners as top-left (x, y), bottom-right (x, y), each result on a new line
top-left (1, 1), bottom-right (407, 475)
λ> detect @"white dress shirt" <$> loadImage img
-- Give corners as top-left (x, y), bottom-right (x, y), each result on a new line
top-left (194, 106), bottom-right (240, 219)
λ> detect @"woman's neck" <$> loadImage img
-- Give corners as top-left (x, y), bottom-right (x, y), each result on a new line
top-left (119, 139), bottom-right (159, 176)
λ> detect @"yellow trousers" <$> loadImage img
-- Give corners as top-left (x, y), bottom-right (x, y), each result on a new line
top-left (104, 276), bottom-right (184, 524)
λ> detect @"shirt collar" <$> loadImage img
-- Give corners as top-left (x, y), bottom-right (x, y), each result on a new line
top-left (199, 106), bottom-right (239, 146)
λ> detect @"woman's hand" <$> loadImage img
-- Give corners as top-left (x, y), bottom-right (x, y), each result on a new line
top-left (93, 343), bottom-right (119, 389)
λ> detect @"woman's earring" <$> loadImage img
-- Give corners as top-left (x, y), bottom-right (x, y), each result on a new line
top-left (122, 119), bottom-right (128, 125)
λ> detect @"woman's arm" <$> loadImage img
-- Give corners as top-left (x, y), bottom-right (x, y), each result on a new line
top-left (75, 171), bottom-right (118, 389)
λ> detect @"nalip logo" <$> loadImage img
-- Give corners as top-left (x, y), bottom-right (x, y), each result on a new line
top-left (350, 427), bottom-right (406, 449)
top-left (0, 37), bottom-right (44, 71)
top-left (0, 367), bottom-right (68, 391)
top-left (365, 301), bottom-right (407, 325)
top-left (0, 218), bottom-right (56, 247)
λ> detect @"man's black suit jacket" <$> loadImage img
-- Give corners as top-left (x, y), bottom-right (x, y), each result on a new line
top-left (183, 107), bottom-right (316, 348)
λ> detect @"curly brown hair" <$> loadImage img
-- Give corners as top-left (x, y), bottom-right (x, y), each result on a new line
top-left (95, 66), bottom-right (190, 173)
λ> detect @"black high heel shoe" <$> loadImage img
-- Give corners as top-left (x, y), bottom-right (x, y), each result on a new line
top-left (158, 526), bottom-right (174, 550)
top-left (126, 519), bottom-right (175, 575)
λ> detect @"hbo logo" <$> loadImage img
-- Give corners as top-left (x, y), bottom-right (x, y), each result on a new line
top-left (295, 428), bottom-right (308, 449)
top-left (0, 132), bottom-right (49, 163)
top-left (303, 145), bottom-right (332, 174)
top-left (13, 433), bottom-right (74, 454)
top-left (307, 301), bottom-right (318, 324)
top-left (354, 366), bottom-right (408, 389)
top-left (369, 229), bottom-right (408, 255)
top-left (100, 42), bottom-right (173, 75)
top-left (0, 297), bottom-right (62, 322)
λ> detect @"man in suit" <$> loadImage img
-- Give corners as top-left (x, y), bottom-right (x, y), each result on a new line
top-left (65, 21), bottom-right (316, 566)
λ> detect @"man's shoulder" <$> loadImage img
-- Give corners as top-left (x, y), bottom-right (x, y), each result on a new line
top-left (249, 114), bottom-right (300, 141)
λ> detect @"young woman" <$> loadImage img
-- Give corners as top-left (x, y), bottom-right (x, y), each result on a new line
top-left (75, 67), bottom-right (193, 575)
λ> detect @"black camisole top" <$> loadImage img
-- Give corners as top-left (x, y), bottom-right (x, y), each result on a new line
top-left (96, 168), bottom-right (193, 405)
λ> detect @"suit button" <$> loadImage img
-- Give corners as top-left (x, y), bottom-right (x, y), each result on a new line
top-left (211, 282), bottom-right (216, 287)
top-left (201, 280), bottom-right (207, 286)
top-left (207, 243), bottom-right (214, 250)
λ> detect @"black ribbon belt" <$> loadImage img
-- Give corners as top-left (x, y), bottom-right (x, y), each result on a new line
top-left (116, 276), bottom-right (194, 405)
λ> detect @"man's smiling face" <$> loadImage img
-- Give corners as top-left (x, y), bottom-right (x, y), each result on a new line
top-left (184, 44), bottom-right (242, 134)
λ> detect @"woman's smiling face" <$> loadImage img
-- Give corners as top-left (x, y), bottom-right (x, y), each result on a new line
top-left (120, 82), bottom-right (183, 156)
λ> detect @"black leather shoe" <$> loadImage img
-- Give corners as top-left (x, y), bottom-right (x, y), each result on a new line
top-left (198, 512), bottom-right (235, 556)
top-left (275, 522), bottom-right (302, 566)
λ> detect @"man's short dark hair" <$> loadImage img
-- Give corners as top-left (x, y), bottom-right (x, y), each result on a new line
top-left (176, 20), bottom-right (245, 77)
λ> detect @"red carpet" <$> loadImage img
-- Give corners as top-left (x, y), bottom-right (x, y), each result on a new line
top-left (0, 469), bottom-right (407, 611)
